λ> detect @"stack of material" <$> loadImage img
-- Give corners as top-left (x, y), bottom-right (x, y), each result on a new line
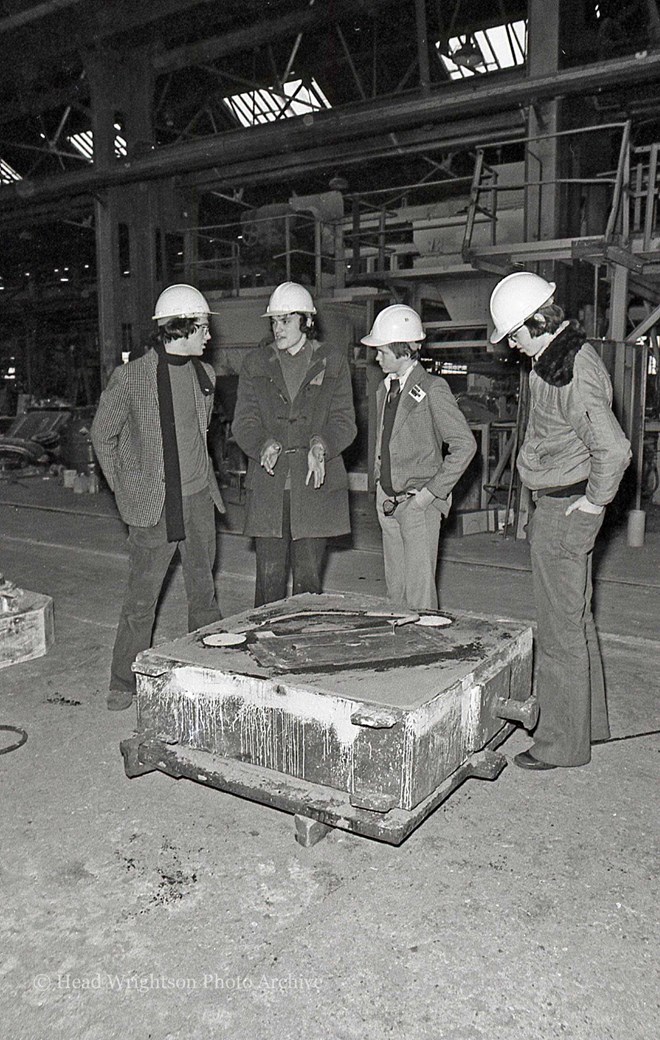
top-left (0, 576), bottom-right (54, 669)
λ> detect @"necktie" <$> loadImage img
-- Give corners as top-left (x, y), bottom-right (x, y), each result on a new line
top-left (380, 379), bottom-right (401, 496)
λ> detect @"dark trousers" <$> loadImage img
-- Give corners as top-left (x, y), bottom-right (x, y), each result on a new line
top-left (254, 492), bottom-right (326, 607)
top-left (527, 495), bottom-right (610, 766)
top-left (110, 488), bottom-right (221, 693)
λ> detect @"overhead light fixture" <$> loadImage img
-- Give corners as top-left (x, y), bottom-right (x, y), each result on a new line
top-left (329, 173), bottom-right (348, 191)
top-left (451, 37), bottom-right (484, 70)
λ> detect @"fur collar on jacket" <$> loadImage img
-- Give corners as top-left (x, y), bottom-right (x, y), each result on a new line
top-left (533, 324), bottom-right (586, 387)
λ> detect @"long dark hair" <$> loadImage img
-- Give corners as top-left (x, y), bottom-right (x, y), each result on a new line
top-left (269, 312), bottom-right (318, 340)
top-left (150, 316), bottom-right (200, 348)
top-left (526, 302), bottom-right (584, 339)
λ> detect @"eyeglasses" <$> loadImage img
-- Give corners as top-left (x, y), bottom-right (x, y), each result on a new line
top-left (193, 323), bottom-right (210, 334)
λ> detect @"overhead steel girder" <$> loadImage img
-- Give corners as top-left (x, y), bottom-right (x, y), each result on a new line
top-left (154, 0), bottom-right (394, 74)
top-left (2, 50), bottom-right (660, 211)
top-left (0, 0), bottom-right (220, 53)
top-left (0, 194), bottom-right (94, 230)
top-left (186, 112), bottom-right (526, 191)
top-left (0, 0), bottom-right (394, 123)
top-left (0, 0), bottom-right (86, 34)
top-left (625, 301), bottom-right (660, 341)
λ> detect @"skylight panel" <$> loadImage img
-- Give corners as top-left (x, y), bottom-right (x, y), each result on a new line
top-left (0, 158), bottom-right (21, 183)
top-left (438, 19), bottom-right (527, 80)
top-left (68, 131), bottom-right (94, 159)
top-left (67, 129), bottom-right (128, 161)
top-left (223, 77), bottom-right (331, 127)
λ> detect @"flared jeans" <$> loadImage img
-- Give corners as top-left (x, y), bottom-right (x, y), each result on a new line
top-left (527, 494), bottom-right (610, 766)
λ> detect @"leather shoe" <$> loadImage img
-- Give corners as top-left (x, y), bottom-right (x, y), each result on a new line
top-left (514, 749), bottom-right (557, 770)
top-left (107, 689), bottom-right (134, 711)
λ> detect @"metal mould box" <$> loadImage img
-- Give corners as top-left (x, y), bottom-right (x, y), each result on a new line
top-left (122, 592), bottom-right (534, 844)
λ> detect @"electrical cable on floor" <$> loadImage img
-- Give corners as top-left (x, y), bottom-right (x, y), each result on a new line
top-left (0, 724), bottom-right (28, 755)
top-left (594, 728), bottom-right (660, 745)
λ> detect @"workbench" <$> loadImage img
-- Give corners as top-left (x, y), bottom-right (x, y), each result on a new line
top-left (121, 592), bottom-right (535, 845)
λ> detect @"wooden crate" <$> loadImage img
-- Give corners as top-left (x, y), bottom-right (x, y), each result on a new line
top-left (0, 587), bottom-right (54, 669)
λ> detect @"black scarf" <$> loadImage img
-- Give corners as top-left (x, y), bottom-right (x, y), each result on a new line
top-left (154, 342), bottom-right (214, 542)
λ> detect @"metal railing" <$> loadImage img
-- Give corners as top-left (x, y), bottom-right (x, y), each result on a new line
top-left (461, 121), bottom-right (637, 260)
top-left (175, 120), bottom-right (660, 293)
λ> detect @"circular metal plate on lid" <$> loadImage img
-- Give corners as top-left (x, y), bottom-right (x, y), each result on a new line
top-left (202, 632), bottom-right (247, 648)
top-left (416, 615), bottom-right (452, 627)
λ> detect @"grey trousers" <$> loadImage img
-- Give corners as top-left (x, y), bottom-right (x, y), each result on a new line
top-left (376, 482), bottom-right (442, 611)
top-left (527, 494), bottom-right (610, 766)
top-left (110, 488), bottom-right (221, 694)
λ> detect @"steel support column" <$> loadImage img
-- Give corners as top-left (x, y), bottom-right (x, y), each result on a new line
top-left (415, 0), bottom-right (431, 96)
top-left (86, 46), bottom-right (168, 383)
top-left (525, 0), bottom-right (560, 280)
top-left (609, 263), bottom-right (631, 424)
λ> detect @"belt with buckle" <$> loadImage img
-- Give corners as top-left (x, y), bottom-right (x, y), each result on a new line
top-left (534, 479), bottom-right (588, 500)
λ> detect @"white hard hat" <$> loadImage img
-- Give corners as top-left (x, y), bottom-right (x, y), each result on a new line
top-left (152, 284), bottom-right (215, 323)
top-left (361, 304), bottom-right (426, 347)
top-left (262, 282), bottom-right (316, 317)
top-left (489, 272), bottom-right (556, 344)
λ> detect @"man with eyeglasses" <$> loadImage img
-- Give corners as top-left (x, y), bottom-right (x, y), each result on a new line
top-left (489, 272), bottom-right (631, 770)
top-left (362, 304), bottom-right (476, 611)
top-left (91, 284), bottom-right (225, 710)
top-left (232, 281), bottom-right (356, 606)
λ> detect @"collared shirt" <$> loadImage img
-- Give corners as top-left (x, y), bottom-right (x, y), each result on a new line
top-left (385, 364), bottom-right (415, 396)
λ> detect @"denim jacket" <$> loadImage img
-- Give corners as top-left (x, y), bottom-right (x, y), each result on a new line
top-left (517, 327), bottom-right (631, 506)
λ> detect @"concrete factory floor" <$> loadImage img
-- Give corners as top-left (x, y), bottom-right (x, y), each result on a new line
top-left (0, 474), bottom-right (658, 1040)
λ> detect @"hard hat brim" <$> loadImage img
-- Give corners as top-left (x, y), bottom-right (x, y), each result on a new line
top-left (360, 334), bottom-right (425, 347)
top-left (261, 309), bottom-right (317, 318)
top-left (152, 310), bottom-right (220, 321)
top-left (490, 327), bottom-right (508, 344)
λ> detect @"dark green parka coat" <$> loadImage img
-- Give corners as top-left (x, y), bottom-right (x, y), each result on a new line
top-left (231, 339), bottom-right (357, 539)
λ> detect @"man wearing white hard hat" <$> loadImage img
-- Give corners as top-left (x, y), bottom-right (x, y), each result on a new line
top-left (91, 284), bottom-right (225, 710)
top-left (489, 271), bottom-right (631, 770)
top-left (362, 304), bottom-right (476, 611)
top-left (232, 282), bottom-right (356, 606)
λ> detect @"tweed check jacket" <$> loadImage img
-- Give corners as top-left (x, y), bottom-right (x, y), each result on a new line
top-left (90, 348), bottom-right (225, 528)
top-left (375, 360), bottom-right (476, 514)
